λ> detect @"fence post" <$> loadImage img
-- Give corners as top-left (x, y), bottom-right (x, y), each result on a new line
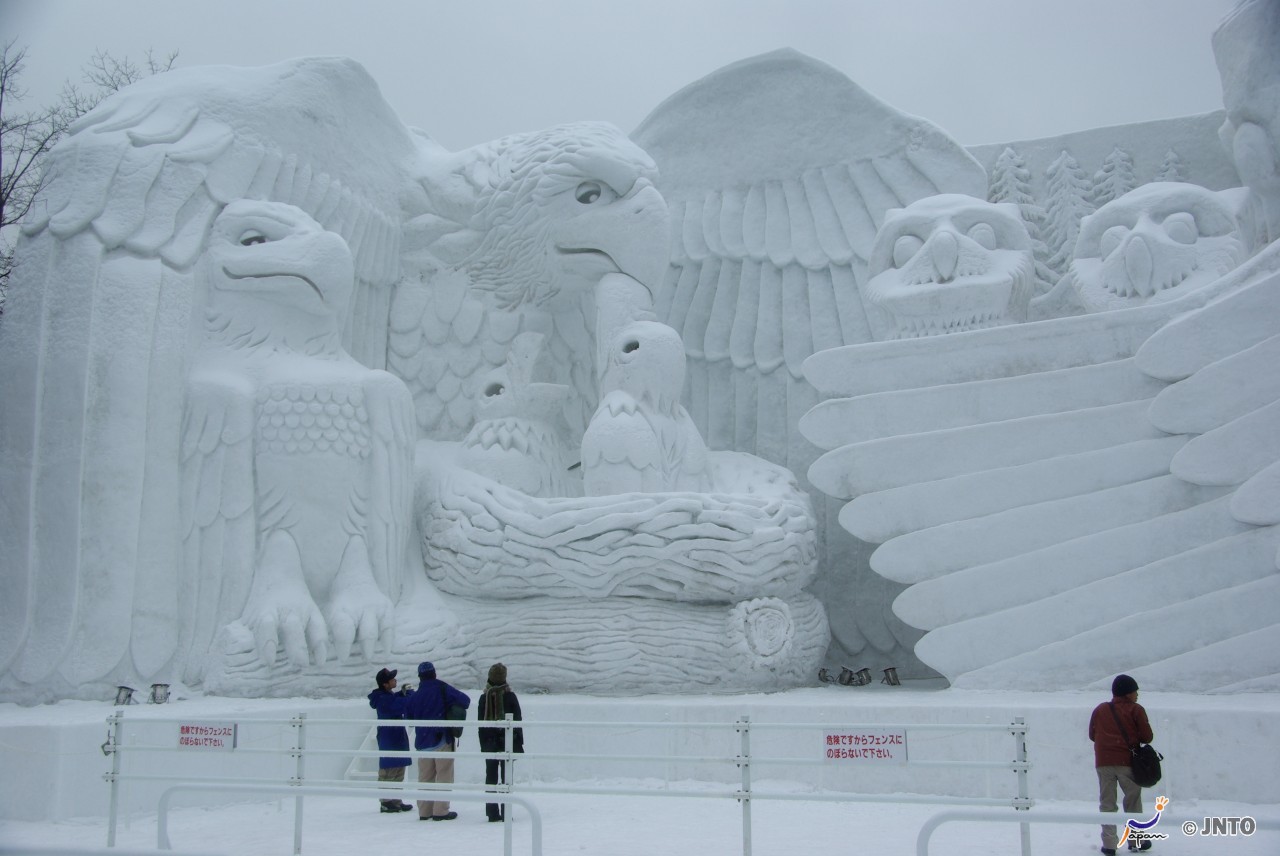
top-left (736, 715), bottom-right (752, 856)
top-left (291, 712), bottom-right (306, 855)
top-left (1012, 717), bottom-right (1031, 856)
top-left (104, 710), bottom-right (123, 847)
top-left (504, 713), bottom-right (514, 856)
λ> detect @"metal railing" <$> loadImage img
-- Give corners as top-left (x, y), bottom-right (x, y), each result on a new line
top-left (102, 710), bottom-right (1033, 855)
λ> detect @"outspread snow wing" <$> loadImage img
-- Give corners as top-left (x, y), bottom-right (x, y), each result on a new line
top-left (632, 49), bottom-right (988, 665)
top-left (803, 243), bottom-right (1280, 692)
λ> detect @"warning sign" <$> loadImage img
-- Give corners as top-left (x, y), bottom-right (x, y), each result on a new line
top-left (177, 721), bottom-right (238, 751)
top-left (823, 729), bottom-right (907, 763)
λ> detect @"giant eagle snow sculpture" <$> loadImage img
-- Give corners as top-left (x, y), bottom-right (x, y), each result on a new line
top-left (183, 200), bottom-right (416, 681)
top-left (0, 48), bottom-right (823, 701)
top-left (0, 57), bottom-right (689, 702)
top-left (801, 0), bottom-right (1280, 692)
top-left (0, 58), bottom-right (423, 702)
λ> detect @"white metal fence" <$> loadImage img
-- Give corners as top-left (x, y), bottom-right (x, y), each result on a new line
top-left (101, 710), bottom-right (1034, 855)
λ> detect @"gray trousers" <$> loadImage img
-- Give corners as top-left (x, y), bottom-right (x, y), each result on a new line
top-left (1097, 765), bottom-right (1143, 850)
top-left (377, 765), bottom-right (406, 806)
top-left (416, 740), bottom-right (455, 818)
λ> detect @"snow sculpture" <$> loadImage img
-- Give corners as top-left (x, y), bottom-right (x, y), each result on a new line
top-left (803, 243), bottom-right (1280, 692)
top-left (583, 319), bottom-right (710, 494)
top-left (1043, 150), bottom-right (1097, 277)
top-left (387, 109), bottom-right (826, 691)
top-left (987, 146), bottom-right (1057, 296)
top-left (1065, 182), bottom-right (1247, 313)
top-left (859, 194), bottom-right (1036, 340)
top-left (417, 273), bottom-right (825, 691)
top-left (4, 8), bottom-right (1271, 702)
top-left (0, 56), bottom-right (725, 700)
top-left (1091, 146), bottom-right (1138, 208)
top-left (182, 201), bottom-right (415, 677)
top-left (631, 49), bottom-right (990, 676)
top-left (390, 122), bottom-right (670, 441)
top-left (0, 58), bottom-right (430, 703)
top-left (416, 436), bottom-right (825, 692)
top-left (1154, 149), bottom-right (1188, 183)
top-left (799, 2), bottom-right (1280, 692)
top-left (457, 332), bottom-right (580, 498)
top-left (1215, 0), bottom-right (1280, 244)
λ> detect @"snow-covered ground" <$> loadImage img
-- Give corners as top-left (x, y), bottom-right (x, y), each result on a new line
top-left (2, 687), bottom-right (1278, 855)
top-left (2, 789), bottom-right (1277, 855)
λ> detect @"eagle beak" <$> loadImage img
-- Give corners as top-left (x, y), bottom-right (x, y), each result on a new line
top-left (563, 182), bottom-right (670, 294)
top-left (612, 183), bottom-right (671, 291)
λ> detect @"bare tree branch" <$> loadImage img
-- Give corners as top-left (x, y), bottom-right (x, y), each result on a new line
top-left (0, 40), bottom-right (177, 304)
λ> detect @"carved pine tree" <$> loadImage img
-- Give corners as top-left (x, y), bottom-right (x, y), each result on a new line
top-left (989, 146), bottom-right (1057, 292)
top-left (1092, 146), bottom-right (1137, 207)
top-left (1154, 148), bottom-right (1187, 183)
top-left (1044, 150), bottom-right (1095, 275)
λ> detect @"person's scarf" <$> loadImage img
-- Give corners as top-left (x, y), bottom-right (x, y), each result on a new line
top-left (483, 681), bottom-right (509, 721)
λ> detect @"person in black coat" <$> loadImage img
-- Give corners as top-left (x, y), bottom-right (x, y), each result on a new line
top-left (367, 668), bottom-right (414, 813)
top-left (477, 662), bottom-right (524, 822)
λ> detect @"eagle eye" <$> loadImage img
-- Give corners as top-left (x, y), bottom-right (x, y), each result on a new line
top-left (484, 382), bottom-right (505, 398)
top-left (239, 232), bottom-right (268, 247)
top-left (622, 339), bottom-right (640, 354)
top-left (575, 181), bottom-right (604, 204)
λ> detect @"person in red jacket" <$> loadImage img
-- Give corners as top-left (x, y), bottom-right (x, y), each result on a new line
top-left (1089, 674), bottom-right (1154, 855)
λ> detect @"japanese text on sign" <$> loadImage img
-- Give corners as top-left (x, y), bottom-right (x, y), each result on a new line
top-left (177, 721), bottom-right (238, 751)
top-left (824, 729), bottom-right (907, 763)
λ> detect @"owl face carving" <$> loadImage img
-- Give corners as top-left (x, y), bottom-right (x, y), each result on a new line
top-left (861, 194), bottom-right (1035, 340)
top-left (1069, 182), bottom-right (1246, 313)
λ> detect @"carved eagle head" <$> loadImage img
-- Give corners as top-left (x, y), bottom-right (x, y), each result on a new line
top-left (204, 200), bottom-right (355, 353)
top-left (602, 320), bottom-right (688, 414)
top-left (404, 122), bottom-right (670, 309)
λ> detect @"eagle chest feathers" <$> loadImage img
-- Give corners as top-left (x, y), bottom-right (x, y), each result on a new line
top-left (254, 383), bottom-right (371, 461)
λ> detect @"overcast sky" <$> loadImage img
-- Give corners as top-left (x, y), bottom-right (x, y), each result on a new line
top-left (2, 0), bottom-right (1240, 152)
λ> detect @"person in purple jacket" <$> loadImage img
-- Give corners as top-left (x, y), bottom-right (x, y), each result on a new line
top-left (404, 660), bottom-right (471, 821)
top-left (367, 668), bottom-right (414, 813)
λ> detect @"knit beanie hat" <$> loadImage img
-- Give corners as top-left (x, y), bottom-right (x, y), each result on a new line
top-left (1112, 674), bottom-right (1139, 697)
top-left (487, 663), bottom-right (508, 686)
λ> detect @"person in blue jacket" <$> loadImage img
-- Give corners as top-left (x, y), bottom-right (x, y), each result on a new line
top-left (404, 660), bottom-right (471, 821)
top-left (367, 667), bottom-right (414, 813)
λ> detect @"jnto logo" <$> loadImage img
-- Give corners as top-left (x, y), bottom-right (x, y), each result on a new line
top-left (1120, 795), bottom-right (1170, 846)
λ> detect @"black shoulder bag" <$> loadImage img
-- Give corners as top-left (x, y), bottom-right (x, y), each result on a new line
top-left (1108, 702), bottom-right (1163, 787)
top-left (440, 684), bottom-right (466, 740)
